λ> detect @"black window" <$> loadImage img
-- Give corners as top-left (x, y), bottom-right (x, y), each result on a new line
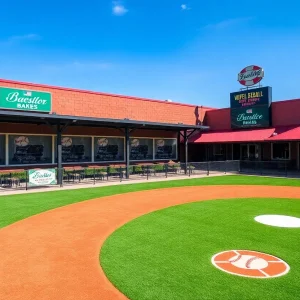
top-left (272, 143), bottom-right (290, 160)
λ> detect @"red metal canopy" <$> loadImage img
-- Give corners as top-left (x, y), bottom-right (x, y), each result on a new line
top-left (267, 126), bottom-right (300, 141)
top-left (191, 128), bottom-right (275, 143)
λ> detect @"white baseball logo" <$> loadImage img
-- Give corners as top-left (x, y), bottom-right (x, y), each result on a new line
top-left (157, 139), bottom-right (165, 147)
top-left (229, 254), bottom-right (268, 270)
top-left (131, 139), bottom-right (139, 147)
top-left (15, 136), bottom-right (29, 146)
top-left (212, 250), bottom-right (290, 278)
top-left (98, 138), bottom-right (108, 147)
top-left (61, 137), bottom-right (72, 147)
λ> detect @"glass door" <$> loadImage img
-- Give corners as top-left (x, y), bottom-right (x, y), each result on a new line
top-left (248, 144), bottom-right (260, 160)
top-left (298, 142), bottom-right (300, 170)
top-left (241, 144), bottom-right (260, 160)
top-left (241, 145), bottom-right (248, 160)
top-left (248, 145), bottom-right (256, 160)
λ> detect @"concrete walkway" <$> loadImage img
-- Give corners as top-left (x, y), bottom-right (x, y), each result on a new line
top-left (0, 173), bottom-right (229, 196)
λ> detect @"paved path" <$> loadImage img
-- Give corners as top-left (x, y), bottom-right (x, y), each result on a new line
top-left (0, 173), bottom-right (226, 196)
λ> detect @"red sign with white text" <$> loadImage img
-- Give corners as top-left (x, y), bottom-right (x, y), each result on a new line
top-left (238, 65), bottom-right (264, 86)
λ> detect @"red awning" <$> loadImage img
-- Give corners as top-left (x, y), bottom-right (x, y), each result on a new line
top-left (267, 126), bottom-right (300, 141)
top-left (191, 128), bottom-right (275, 143)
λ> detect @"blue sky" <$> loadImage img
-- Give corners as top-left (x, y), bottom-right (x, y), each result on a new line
top-left (0, 0), bottom-right (299, 108)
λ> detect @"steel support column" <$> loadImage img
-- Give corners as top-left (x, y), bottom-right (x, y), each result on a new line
top-left (57, 123), bottom-right (63, 186)
top-left (125, 127), bottom-right (130, 179)
top-left (177, 131), bottom-right (181, 162)
top-left (184, 130), bottom-right (188, 174)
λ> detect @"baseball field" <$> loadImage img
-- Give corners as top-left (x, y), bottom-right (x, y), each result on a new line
top-left (1, 175), bottom-right (300, 300)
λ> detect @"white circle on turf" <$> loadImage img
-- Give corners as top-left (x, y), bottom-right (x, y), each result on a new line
top-left (255, 215), bottom-right (300, 228)
top-left (211, 250), bottom-right (290, 278)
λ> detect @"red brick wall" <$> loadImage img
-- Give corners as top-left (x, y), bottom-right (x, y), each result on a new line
top-left (203, 99), bottom-right (300, 130)
top-left (203, 108), bottom-right (231, 130)
top-left (271, 99), bottom-right (300, 126)
top-left (0, 79), bottom-right (212, 125)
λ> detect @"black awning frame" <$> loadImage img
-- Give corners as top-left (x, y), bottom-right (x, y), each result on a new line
top-left (0, 110), bottom-right (209, 132)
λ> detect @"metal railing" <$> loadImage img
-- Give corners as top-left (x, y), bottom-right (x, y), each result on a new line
top-left (239, 160), bottom-right (300, 178)
top-left (0, 160), bottom-right (299, 192)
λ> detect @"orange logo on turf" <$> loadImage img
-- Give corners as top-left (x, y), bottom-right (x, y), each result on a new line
top-left (211, 250), bottom-right (289, 278)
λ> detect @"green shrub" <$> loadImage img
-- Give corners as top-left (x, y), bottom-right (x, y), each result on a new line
top-left (1, 171), bottom-right (27, 180)
top-left (108, 166), bottom-right (118, 174)
top-left (63, 169), bottom-right (73, 174)
top-left (133, 165), bottom-right (143, 173)
top-left (84, 168), bottom-right (95, 176)
top-left (97, 167), bottom-right (108, 173)
top-left (154, 164), bottom-right (164, 172)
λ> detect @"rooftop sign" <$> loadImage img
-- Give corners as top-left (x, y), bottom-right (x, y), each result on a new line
top-left (0, 87), bottom-right (51, 113)
top-left (230, 86), bottom-right (272, 129)
top-left (238, 65), bottom-right (264, 86)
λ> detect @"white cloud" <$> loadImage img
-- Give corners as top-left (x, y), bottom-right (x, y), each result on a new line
top-left (0, 33), bottom-right (40, 46)
top-left (181, 4), bottom-right (191, 10)
top-left (112, 2), bottom-right (128, 16)
top-left (205, 17), bottom-right (253, 29)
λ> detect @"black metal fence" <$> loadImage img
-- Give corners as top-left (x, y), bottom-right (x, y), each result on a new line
top-left (0, 160), bottom-right (299, 192)
top-left (239, 160), bottom-right (300, 178)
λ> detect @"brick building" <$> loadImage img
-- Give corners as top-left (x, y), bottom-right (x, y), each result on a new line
top-left (0, 78), bottom-right (299, 172)
top-left (188, 99), bottom-right (300, 171)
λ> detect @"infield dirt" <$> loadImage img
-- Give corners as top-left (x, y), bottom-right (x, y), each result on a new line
top-left (1, 185), bottom-right (300, 300)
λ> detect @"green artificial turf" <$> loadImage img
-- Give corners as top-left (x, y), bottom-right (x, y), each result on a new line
top-left (100, 198), bottom-right (300, 300)
top-left (0, 175), bottom-right (299, 228)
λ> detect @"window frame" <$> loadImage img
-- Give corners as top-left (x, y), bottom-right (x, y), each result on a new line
top-left (271, 142), bottom-right (291, 160)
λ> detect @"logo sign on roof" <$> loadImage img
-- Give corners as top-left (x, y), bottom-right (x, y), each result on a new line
top-left (230, 86), bottom-right (272, 129)
top-left (238, 65), bottom-right (264, 86)
top-left (0, 87), bottom-right (52, 112)
top-left (230, 86), bottom-right (272, 109)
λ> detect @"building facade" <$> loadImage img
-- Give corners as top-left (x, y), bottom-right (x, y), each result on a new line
top-left (188, 99), bottom-right (300, 170)
top-left (0, 78), bottom-right (210, 170)
top-left (0, 78), bottom-right (299, 171)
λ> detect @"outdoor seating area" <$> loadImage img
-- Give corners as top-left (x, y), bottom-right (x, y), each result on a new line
top-left (1, 159), bottom-right (298, 192)
top-left (0, 161), bottom-right (191, 190)
top-left (62, 161), bottom-right (185, 183)
top-left (0, 169), bottom-right (25, 188)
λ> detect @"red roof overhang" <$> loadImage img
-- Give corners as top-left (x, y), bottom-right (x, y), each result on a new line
top-left (267, 126), bottom-right (300, 141)
top-left (190, 125), bottom-right (300, 143)
top-left (191, 128), bottom-right (275, 143)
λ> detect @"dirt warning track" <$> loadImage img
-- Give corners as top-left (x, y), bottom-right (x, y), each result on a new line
top-left (1, 185), bottom-right (300, 300)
